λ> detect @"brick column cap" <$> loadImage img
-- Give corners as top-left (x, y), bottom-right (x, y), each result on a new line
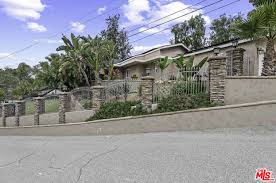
top-left (141, 76), bottom-right (155, 80)
top-left (59, 92), bottom-right (71, 95)
top-left (208, 56), bottom-right (227, 62)
top-left (92, 86), bottom-right (105, 89)
top-left (14, 100), bottom-right (25, 103)
top-left (34, 97), bottom-right (45, 100)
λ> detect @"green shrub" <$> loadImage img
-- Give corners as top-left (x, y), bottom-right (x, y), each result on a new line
top-left (155, 93), bottom-right (213, 113)
top-left (87, 101), bottom-right (147, 121)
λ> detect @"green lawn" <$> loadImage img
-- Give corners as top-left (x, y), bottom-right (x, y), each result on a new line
top-left (25, 99), bottom-right (59, 115)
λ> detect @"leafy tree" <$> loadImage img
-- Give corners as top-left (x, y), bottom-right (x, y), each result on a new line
top-left (250, 0), bottom-right (275, 6)
top-left (101, 15), bottom-right (132, 61)
top-left (235, 1), bottom-right (276, 76)
top-left (157, 56), bottom-right (171, 81)
top-left (12, 80), bottom-right (34, 99)
top-left (171, 14), bottom-right (206, 50)
top-left (16, 63), bottom-right (33, 81)
top-left (82, 36), bottom-right (106, 83)
top-left (209, 14), bottom-right (243, 45)
top-left (0, 88), bottom-right (5, 102)
top-left (57, 33), bottom-right (91, 87)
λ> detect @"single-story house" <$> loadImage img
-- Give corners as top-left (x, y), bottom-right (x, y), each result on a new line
top-left (114, 39), bottom-right (275, 80)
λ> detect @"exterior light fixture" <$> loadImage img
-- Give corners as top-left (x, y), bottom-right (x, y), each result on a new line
top-left (213, 47), bottom-right (220, 56)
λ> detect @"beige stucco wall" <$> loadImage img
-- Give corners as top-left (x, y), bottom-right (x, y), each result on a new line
top-left (225, 76), bottom-right (276, 105)
top-left (1, 101), bottom-right (276, 136)
top-left (125, 64), bottom-right (145, 79)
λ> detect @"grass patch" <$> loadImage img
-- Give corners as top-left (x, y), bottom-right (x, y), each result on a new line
top-left (25, 99), bottom-right (59, 115)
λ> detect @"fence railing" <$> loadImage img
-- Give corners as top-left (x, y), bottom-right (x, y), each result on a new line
top-left (103, 80), bottom-right (143, 103)
top-left (153, 67), bottom-right (209, 103)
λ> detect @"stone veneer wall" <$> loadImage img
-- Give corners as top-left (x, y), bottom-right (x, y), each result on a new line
top-left (59, 93), bottom-right (71, 124)
top-left (141, 76), bottom-right (155, 110)
top-left (92, 86), bottom-right (105, 110)
top-left (34, 97), bottom-right (45, 125)
top-left (208, 57), bottom-right (227, 104)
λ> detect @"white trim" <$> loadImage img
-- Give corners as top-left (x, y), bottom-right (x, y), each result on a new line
top-left (115, 43), bottom-right (188, 67)
top-left (181, 39), bottom-right (252, 58)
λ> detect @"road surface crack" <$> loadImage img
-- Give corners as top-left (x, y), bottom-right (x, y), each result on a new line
top-left (76, 146), bottom-right (120, 183)
top-left (0, 141), bottom-right (48, 168)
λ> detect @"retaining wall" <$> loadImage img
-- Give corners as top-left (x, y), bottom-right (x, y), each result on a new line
top-left (225, 76), bottom-right (276, 105)
top-left (0, 101), bottom-right (276, 136)
top-left (0, 110), bottom-right (94, 127)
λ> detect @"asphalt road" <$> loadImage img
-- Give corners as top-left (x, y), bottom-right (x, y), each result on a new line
top-left (0, 126), bottom-right (276, 183)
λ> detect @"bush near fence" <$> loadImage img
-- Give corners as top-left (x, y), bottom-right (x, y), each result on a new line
top-left (87, 101), bottom-right (147, 121)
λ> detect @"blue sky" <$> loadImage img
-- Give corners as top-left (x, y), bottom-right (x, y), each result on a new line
top-left (0, 0), bottom-right (254, 68)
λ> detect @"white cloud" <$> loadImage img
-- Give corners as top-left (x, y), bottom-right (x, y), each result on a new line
top-left (123, 0), bottom-right (211, 34)
top-left (0, 0), bottom-right (46, 21)
top-left (132, 43), bottom-right (167, 54)
top-left (97, 6), bottom-right (106, 15)
top-left (27, 22), bottom-right (47, 32)
top-left (122, 0), bottom-right (151, 26)
top-left (70, 21), bottom-right (86, 33)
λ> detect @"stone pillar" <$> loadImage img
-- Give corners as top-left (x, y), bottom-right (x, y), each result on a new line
top-left (141, 76), bottom-right (155, 111)
top-left (0, 105), bottom-right (2, 118)
top-left (1, 103), bottom-right (9, 127)
top-left (59, 92), bottom-right (71, 124)
top-left (34, 97), bottom-right (45, 125)
top-left (232, 48), bottom-right (245, 76)
top-left (14, 101), bottom-right (25, 126)
top-left (92, 86), bottom-right (105, 110)
top-left (208, 57), bottom-right (227, 104)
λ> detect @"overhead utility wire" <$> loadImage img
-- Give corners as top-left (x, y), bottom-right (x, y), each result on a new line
top-left (130, 0), bottom-right (240, 44)
top-left (0, 0), bottom-right (135, 61)
top-left (128, 0), bottom-right (224, 38)
top-left (127, 0), bottom-right (208, 33)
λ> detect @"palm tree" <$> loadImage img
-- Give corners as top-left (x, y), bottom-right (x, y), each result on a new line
top-left (249, 0), bottom-right (275, 6)
top-left (157, 56), bottom-right (171, 81)
top-left (102, 40), bottom-right (116, 80)
top-left (57, 33), bottom-right (91, 87)
top-left (82, 36), bottom-right (105, 84)
top-left (236, 2), bottom-right (276, 76)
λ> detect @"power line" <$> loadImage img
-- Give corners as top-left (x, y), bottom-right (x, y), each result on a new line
top-left (130, 0), bottom-right (240, 44)
top-left (127, 0), bottom-right (208, 33)
top-left (128, 0), bottom-right (223, 38)
top-left (0, 0), bottom-right (135, 61)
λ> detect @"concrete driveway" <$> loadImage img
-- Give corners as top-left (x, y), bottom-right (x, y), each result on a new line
top-left (0, 126), bottom-right (276, 183)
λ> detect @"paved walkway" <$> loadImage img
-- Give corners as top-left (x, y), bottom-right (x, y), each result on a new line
top-left (0, 126), bottom-right (276, 183)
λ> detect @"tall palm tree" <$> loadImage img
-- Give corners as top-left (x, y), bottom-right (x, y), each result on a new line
top-left (82, 36), bottom-right (105, 84)
top-left (236, 2), bottom-right (276, 76)
top-left (157, 56), bottom-right (171, 81)
top-left (57, 33), bottom-right (91, 87)
top-left (102, 40), bottom-right (116, 80)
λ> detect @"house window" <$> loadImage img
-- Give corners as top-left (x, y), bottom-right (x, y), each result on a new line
top-left (126, 70), bottom-right (130, 78)
top-left (155, 66), bottom-right (158, 73)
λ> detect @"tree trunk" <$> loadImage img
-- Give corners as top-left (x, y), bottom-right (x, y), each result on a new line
top-left (79, 66), bottom-right (90, 87)
top-left (262, 38), bottom-right (276, 76)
